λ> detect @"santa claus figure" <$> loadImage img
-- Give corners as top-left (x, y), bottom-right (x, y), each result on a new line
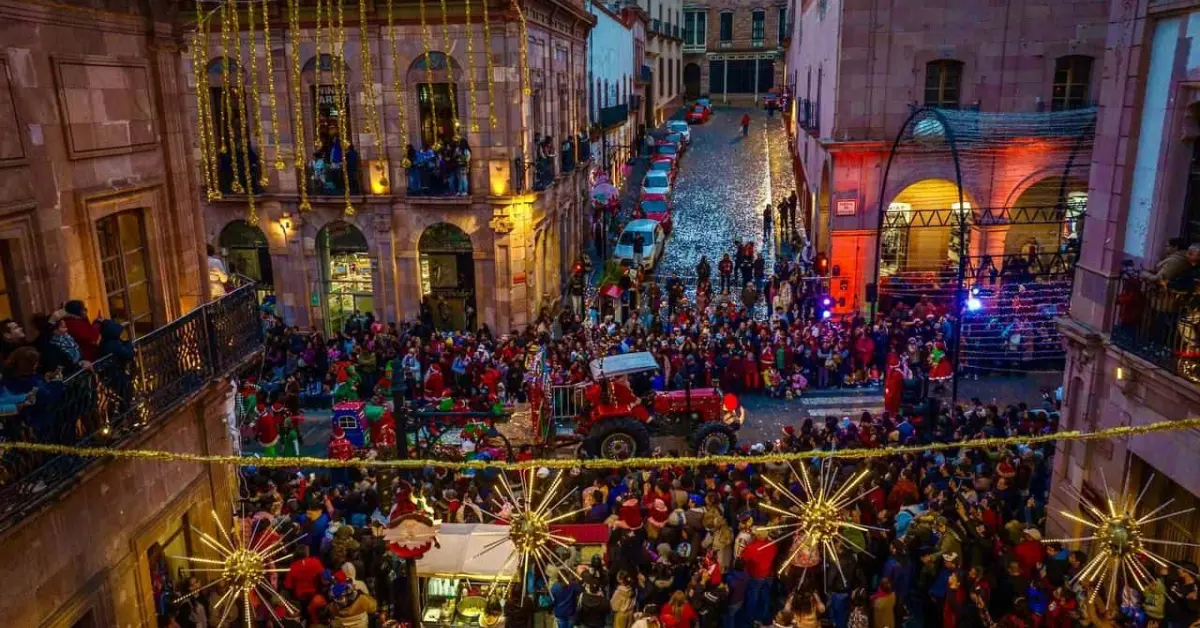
top-left (328, 425), bottom-right (355, 461)
top-left (385, 481), bottom-right (438, 559)
top-left (883, 352), bottom-right (910, 417)
top-left (255, 403), bottom-right (280, 457)
top-left (423, 364), bottom-right (445, 398)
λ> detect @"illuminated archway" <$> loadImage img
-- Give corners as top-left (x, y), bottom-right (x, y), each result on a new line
top-left (317, 221), bottom-right (372, 334)
top-left (1003, 177), bottom-right (1087, 259)
top-left (880, 179), bottom-right (975, 276)
top-left (419, 222), bottom-right (476, 331)
top-left (218, 219), bottom-right (272, 289)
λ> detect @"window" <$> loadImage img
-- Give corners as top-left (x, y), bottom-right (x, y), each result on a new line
top-left (684, 10), bottom-right (706, 48)
top-left (778, 7), bottom-right (788, 44)
top-left (1052, 55), bottom-right (1093, 111)
top-left (752, 10), bottom-right (765, 42)
top-left (719, 12), bottom-right (733, 42)
top-left (97, 210), bottom-right (154, 340)
top-left (924, 60), bottom-right (963, 109)
top-left (0, 242), bottom-right (19, 323)
top-left (417, 83), bottom-right (459, 149)
top-left (1181, 133), bottom-right (1200, 245)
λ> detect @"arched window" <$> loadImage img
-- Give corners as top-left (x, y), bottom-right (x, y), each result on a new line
top-left (1052, 55), bottom-right (1093, 111)
top-left (924, 59), bottom-right (963, 109)
top-left (406, 52), bottom-right (461, 148)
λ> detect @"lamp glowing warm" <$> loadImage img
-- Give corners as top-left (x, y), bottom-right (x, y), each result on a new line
top-left (490, 161), bottom-right (512, 196)
top-left (368, 160), bottom-right (391, 195)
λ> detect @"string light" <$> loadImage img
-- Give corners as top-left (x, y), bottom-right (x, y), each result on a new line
top-left (261, 0), bottom-right (285, 174)
top-left (758, 462), bottom-right (883, 587)
top-left (246, 0), bottom-right (269, 189)
top-left (464, 0), bottom-right (479, 133)
top-left (480, 0), bottom-right (497, 129)
top-left (287, 0), bottom-right (312, 212)
top-left (1044, 470), bottom-right (1200, 609)
top-left (512, 0), bottom-right (530, 97)
top-left (386, 0), bottom-right (412, 168)
top-left (230, 0), bottom-right (258, 224)
top-left (418, 0), bottom-right (442, 150)
top-left (333, 0), bottom-right (354, 215)
top-left (174, 508), bottom-right (301, 627)
top-left (313, 0), bottom-right (326, 153)
top-left (5, 416), bottom-right (1200, 472)
top-left (439, 0), bottom-right (461, 141)
top-left (199, 7), bottom-right (222, 200)
top-left (220, 0), bottom-right (240, 200)
top-left (192, 0), bottom-right (220, 201)
top-left (358, 0), bottom-right (383, 157)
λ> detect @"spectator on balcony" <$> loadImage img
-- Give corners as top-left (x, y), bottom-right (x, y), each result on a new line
top-left (1143, 238), bottom-right (1194, 288)
top-left (61, 300), bottom-right (101, 362)
top-left (33, 311), bottom-right (90, 377)
top-left (454, 138), bottom-right (472, 196)
top-left (405, 144), bottom-right (421, 193)
top-left (0, 318), bottom-right (27, 362)
top-left (209, 244), bottom-right (229, 298)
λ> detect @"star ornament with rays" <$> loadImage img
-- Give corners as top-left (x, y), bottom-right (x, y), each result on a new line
top-left (174, 510), bottom-right (304, 627)
top-left (1046, 472), bottom-right (1199, 609)
top-left (758, 462), bottom-right (884, 586)
top-left (475, 469), bottom-right (585, 598)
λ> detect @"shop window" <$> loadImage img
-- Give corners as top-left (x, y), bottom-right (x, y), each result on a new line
top-left (97, 210), bottom-right (154, 339)
top-left (719, 12), bottom-right (733, 42)
top-left (752, 10), bottom-right (765, 43)
top-left (318, 221), bottom-right (373, 334)
top-left (0, 241), bottom-right (20, 323)
top-left (419, 223), bottom-right (477, 331)
top-left (924, 59), bottom-right (963, 109)
top-left (1052, 55), bottom-right (1093, 111)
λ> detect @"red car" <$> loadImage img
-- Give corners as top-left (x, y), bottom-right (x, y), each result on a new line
top-left (685, 103), bottom-right (711, 124)
top-left (640, 193), bottom-right (673, 233)
top-left (649, 156), bottom-right (676, 181)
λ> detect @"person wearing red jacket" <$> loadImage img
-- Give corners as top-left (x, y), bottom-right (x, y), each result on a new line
top-left (659, 591), bottom-right (698, 628)
top-left (255, 404), bottom-right (280, 457)
top-left (1013, 529), bottom-right (1047, 578)
top-left (283, 545), bottom-right (324, 603)
top-left (61, 300), bottom-right (101, 361)
top-left (741, 534), bottom-right (779, 624)
top-left (328, 426), bottom-right (355, 461)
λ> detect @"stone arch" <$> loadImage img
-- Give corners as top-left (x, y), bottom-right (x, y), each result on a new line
top-left (407, 52), bottom-right (463, 148)
top-left (217, 219), bottom-right (273, 287)
top-left (418, 222), bottom-right (477, 330)
top-left (881, 178), bottom-right (978, 274)
top-left (316, 220), bottom-right (373, 333)
top-left (1002, 175), bottom-right (1087, 257)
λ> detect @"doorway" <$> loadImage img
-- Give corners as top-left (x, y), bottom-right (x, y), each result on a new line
top-left (684, 63), bottom-right (701, 100)
top-left (317, 221), bottom-right (373, 334)
top-left (419, 223), bottom-right (476, 330)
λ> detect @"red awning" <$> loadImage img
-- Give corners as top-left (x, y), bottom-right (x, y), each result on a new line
top-left (550, 523), bottom-right (610, 545)
top-left (602, 284), bottom-right (623, 299)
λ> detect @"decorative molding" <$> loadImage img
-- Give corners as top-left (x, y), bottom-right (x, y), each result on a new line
top-left (51, 54), bottom-right (159, 160)
top-left (0, 59), bottom-right (26, 168)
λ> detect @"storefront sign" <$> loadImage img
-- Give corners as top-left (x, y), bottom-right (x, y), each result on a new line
top-left (835, 199), bottom-right (857, 216)
top-left (512, 272), bottom-right (526, 285)
top-left (316, 84), bottom-right (338, 107)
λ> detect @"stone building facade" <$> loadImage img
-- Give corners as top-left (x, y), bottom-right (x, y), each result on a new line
top-left (1050, 0), bottom-right (1200, 558)
top-left (625, 0), bottom-right (683, 124)
top-left (783, 0), bottom-right (1107, 311)
top-left (682, 0), bottom-right (787, 104)
top-left (0, 0), bottom-right (245, 625)
top-left (198, 0), bottom-right (594, 334)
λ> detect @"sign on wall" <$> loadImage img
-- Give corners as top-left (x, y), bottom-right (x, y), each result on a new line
top-left (835, 199), bottom-right (857, 216)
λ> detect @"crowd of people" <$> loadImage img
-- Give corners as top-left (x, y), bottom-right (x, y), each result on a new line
top-left (406, 139), bottom-right (472, 197)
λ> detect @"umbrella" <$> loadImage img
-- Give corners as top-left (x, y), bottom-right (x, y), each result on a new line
top-left (591, 182), bottom-right (619, 203)
top-left (601, 284), bottom-right (623, 299)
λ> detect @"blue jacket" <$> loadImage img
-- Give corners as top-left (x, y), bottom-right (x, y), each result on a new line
top-left (723, 569), bottom-right (749, 605)
top-left (881, 556), bottom-right (912, 601)
top-left (551, 581), bottom-right (581, 619)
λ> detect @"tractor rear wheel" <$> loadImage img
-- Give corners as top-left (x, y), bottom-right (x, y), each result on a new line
top-left (584, 418), bottom-right (652, 460)
top-left (691, 423), bottom-right (736, 456)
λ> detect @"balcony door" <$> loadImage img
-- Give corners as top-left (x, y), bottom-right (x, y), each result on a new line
top-left (97, 210), bottom-right (155, 340)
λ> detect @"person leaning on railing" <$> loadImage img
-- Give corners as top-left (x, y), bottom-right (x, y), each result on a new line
top-left (1136, 242), bottom-right (1200, 351)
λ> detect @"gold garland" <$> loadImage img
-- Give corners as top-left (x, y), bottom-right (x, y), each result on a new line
top-left (199, 7), bottom-right (222, 201)
top-left (334, 0), bottom-right (354, 215)
top-left (5, 417), bottom-right (1199, 472)
top-left (220, 0), bottom-right (242, 197)
top-left (438, 0), bottom-right (460, 141)
top-left (480, 0), bottom-right (497, 129)
top-left (193, 0), bottom-right (220, 201)
top-left (512, 0), bottom-right (531, 97)
top-left (246, 0), bottom-right (268, 188)
top-left (418, 0), bottom-right (441, 150)
top-left (463, 0), bottom-right (478, 133)
top-left (287, 0), bottom-right (312, 212)
top-left (230, 0), bottom-right (258, 224)
top-left (313, 0), bottom-right (326, 153)
top-left (386, 0), bottom-right (411, 168)
top-left (261, 0), bottom-right (284, 174)
top-left (357, 0), bottom-right (382, 156)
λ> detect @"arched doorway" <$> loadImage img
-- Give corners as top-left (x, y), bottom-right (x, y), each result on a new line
top-left (684, 63), bottom-right (702, 100)
top-left (302, 54), bottom-right (358, 195)
top-left (317, 221), bottom-right (373, 333)
top-left (407, 52), bottom-right (461, 148)
top-left (218, 219), bottom-right (273, 290)
top-left (1004, 177), bottom-right (1087, 263)
top-left (880, 179), bottom-right (974, 276)
top-left (419, 223), bottom-right (476, 330)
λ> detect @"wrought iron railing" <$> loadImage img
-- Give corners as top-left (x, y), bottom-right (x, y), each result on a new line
top-left (1111, 271), bottom-right (1200, 384)
top-left (0, 283), bottom-right (264, 532)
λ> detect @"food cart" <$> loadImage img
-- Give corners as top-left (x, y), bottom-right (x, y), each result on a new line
top-left (416, 524), bottom-right (515, 628)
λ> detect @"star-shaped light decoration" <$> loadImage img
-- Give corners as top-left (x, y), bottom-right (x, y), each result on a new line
top-left (758, 461), bottom-right (884, 587)
top-left (475, 469), bottom-right (584, 598)
top-left (174, 510), bottom-right (303, 627)
top-left (1045, 470), bottom-right (1199, 609)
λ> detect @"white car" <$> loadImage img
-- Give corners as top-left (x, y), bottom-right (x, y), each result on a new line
top-left (641, 172), bottom-right (671, 197)
top-left (614, 219), bottom-right (666, 270)
top-left (667, 120), bottom-right (691, 143)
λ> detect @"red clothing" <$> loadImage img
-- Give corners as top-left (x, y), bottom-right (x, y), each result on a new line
top-left (284, 556), bottom-right (324, 600)
top-left (659, 602), bottom-right (698, 628)
top-left (741, 538), bottom-right (779, 579)
top-left (1013, 539), bottom-right (1046, 578)
top-left (740, 114), bottom-right (750, 128)
top-left (1043, 595), bottom-right (1077, 628)
top-left (942, 586), bottom-right (966, 628)
top-left (886, 479), bottom-right (919, 511)
top-left (256, 412), bottom-right (279, 447)
top-left (328, 435), bottom-right (355, 460)
top-left (884, 367), bottom-right (904, 415)
top-left (63, 316), bottom-right (101, 361)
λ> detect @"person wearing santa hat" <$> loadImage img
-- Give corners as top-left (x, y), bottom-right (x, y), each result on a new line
top-left (255, 402), bottom-right (280, 457)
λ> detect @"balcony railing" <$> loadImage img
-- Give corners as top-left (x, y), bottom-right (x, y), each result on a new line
top-left (683, 42), bottom-right (707, 53)
top-left (0, 282), bottom-right (264, 531)
top-left (307, 161), bottom-right (364, 196)
top-left (404, 154), bottom-right (472, 197)
top-left (599, 103), bottom-right (630, 130)
top-left (1111, 271), bottom-right (1200, 384)
top-left (798, 98), bottom-right (820, 133)
top-left (640, 64), bottom-right (651, 83)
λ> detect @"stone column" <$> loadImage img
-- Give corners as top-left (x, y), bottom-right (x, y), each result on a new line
top-left (489, 212), bottom-right (516, 331)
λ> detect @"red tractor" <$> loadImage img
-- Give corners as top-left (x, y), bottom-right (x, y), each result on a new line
top-left (536, 352), bottom-right (745, 459)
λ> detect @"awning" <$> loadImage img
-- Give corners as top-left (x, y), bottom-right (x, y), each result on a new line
top-left (589, 351), bottom-right (660, 380)
top-left (414, 523), bottom-right (515, 579)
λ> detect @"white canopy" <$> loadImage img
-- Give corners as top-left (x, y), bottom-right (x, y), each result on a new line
top-left (415, 523), bottom-right (516, 579)
top-left (589, 351), bottom-right (660, 380)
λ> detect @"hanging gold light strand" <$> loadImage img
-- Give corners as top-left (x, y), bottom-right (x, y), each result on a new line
top-left (357, 0), bottom-right (382, 156)
top-left (418, 0), bottom-right (441, 150)
top-left (463, 0), bottom-right (479, 132)
top-left (199, 5), bottom-right (222, 199)
top-left (220, 0), bottom-right (242, 196)
top-left (246, 0), bottom-right (268, 189)
top-left (480, 0), bottom-right (497, 128)
top-left (386, 0), bottom-right (411, 166)
top-left (260, 0), bottom-right (284, 173)
top-left (334, 0), bottom-right (354, 215)
top-left (512, 0), bottom-right (531, 97)
top-left (230, 0), bottom-right (258, 223)
top-left (287, 0), bottom-right (312, 211)
top-left (313, 0), bottom-right (326, 153)
top-left (439, 0), bottom-right (461, 140)
top-left (193, 0), bottom-right (218, 200)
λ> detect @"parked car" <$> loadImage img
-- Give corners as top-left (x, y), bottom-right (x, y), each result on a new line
top-left (640, 193), bottom-right (673, 233)
top-left (697, 97), bottom-right (712, 108)
top-left (761, 91), bottom-right (781, 109)
top-left (667, 120), bottom-right (691, 143)
top-left (649, 157), bottom-right (676, 181)
top-left (665, 133), bottom-right (686, 154)
top-left (654, 141), bottom-right (680, 165)
top-left (614, 219), bottom-right (667, 270)
top-left (685, 103), bottom-right (711, 124)
top-left (641, 171), bottom-right (671, 197)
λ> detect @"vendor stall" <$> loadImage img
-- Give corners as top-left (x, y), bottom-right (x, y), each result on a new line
top-left (416, 524), bottom-right (515, 628)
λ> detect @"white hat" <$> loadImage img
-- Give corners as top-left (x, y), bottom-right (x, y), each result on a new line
top-left (537, 467), bottom-right (551, 479)
top-left (1024, 528), bottom-right (1043, 540)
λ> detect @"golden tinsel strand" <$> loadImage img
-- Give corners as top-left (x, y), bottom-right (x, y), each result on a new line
top-left (313, 0), bottom-right (326, 152)
top-left (247, 0), bottom-right (268, 188)
top-left (481, 0), bottom-right (497, 129)
top-left (334, 0), bottom-right (354, 215)
top-left (288, 0), bottom-right (312, 212)
top-left (386, 0), bottom-right (411, 168)
top-left (357, 0), bottom-right (382, 156)
top-left (513, 0), bottom-right (531, 97)
top-left (5, 417), bottom-right (1200, 472)
top-left (261, 0), bottom-right (285, 173)
top-left (418, 0), bottom-right (441, 150)
top-left (198, 6), bottom-right (222, 200)
top-left (192, 0), bottom-right (216, 201)
top-left (230, 0), bottom-right (257, 223)
top-left (464, 0), bottom-right (478, 133)
top-left (439, 0), bottom-right (460, 140)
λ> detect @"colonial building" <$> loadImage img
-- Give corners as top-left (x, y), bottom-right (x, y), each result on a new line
top-left (588, 2), bottom-right (642, 189)
top-left (682, 0), bottom-right (786, 104)
top-left (0, 0), bottom-right (258, 625)
top-left (1050, 0), bottom-right (1200, 560)
top-left (627, 0), bottom-right (683, 123)
top-left (198, 0), bottom-right (595, 334)
top-left (784, 0), bottom-right (1107, 313)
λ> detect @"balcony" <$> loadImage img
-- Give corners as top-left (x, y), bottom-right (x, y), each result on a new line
top-left (640, 64), bottom-right (651, 83)
top-left (404, 151), bottom-right (472, 197)
top-left (798, 98), bottom-right (820, 133)
top-left (599, 103), bottom-right (630, 130)
top-left (674, 25), bottom-right (680, 38)
top-left (652, 18), bottom-right (661, 33)
top-left (752, 39), bottom-right (764, 48)
top-left (683, 42), bottom-right (707, 53)
top-left (719, 40), bottom-right (732, 49)
top-left (0, 283), bottom-right (264, 531)
top-left (1110, 272), bottom-right (1200, 384)
top-left (307, 161), bottom-right (364, 196)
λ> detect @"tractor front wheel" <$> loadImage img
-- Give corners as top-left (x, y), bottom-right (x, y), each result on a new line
top-left (584, 418), bottom-right (652, 460)
top-left (691, 423), bottom-right (737, 456)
